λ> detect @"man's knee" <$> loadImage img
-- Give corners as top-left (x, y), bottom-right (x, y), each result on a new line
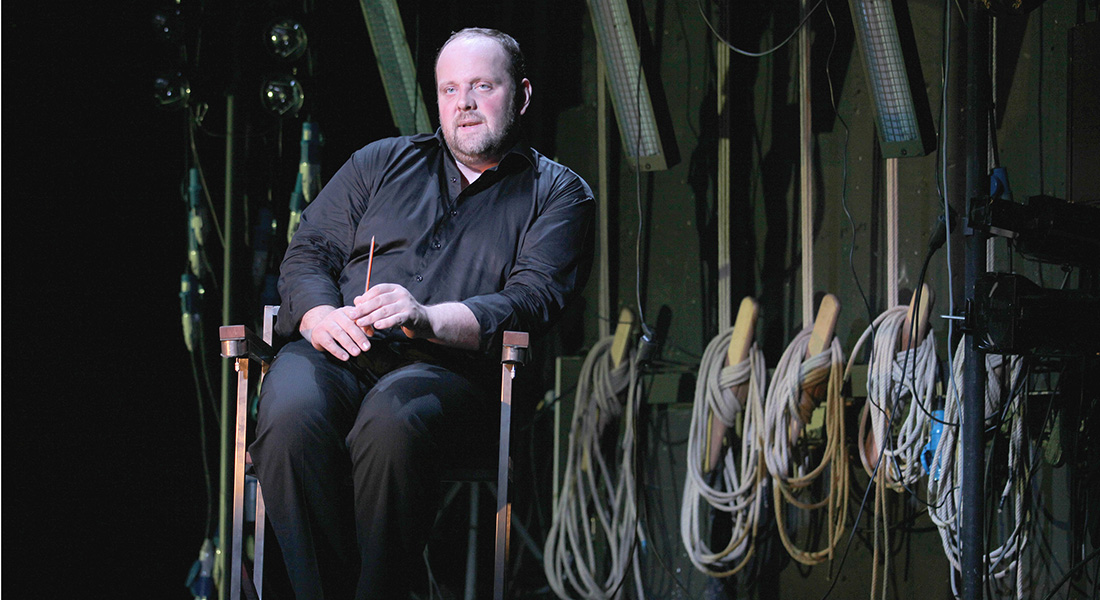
top-left (345, 365), bottom-right (473, 466)
top-left (346, 392), bottom-right (434, 472)
top-left (253, 340), bottom-right (362, 459)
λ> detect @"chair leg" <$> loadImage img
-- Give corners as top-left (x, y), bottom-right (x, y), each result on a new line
top-left (254, 483), bottom-right (265, 599)
top-left (231, 358), bottom-right (250, 600)
top-left (464, 483), bottom-right (479, 600)
top-left (493, 363), bottom-right (514, 600)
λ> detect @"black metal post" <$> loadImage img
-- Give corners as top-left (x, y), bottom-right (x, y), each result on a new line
top-left (962, 3), bottom-right (990, 599)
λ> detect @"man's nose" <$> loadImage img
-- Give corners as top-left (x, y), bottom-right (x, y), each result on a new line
top-left (457, 88), bottom-right (475, 110)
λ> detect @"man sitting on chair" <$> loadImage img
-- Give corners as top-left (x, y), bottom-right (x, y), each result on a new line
top-left (250, 27), bottom-right (594, 599)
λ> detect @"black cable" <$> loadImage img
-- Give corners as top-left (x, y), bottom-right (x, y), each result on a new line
top-left (190, 347), bottom-right (216, 538)
top-left (817, 428), bottom-right (888, 600)
top-left (821, 0), bottom-right (874, 331)
top-left (697, 0), bottom-right (829, 58)
top-left (1038, 547), bottom-right (1100, 600)
top-left (637, 410), bottom-right (695, 598)
top-left (981, 360), bottom-right (1029, 599)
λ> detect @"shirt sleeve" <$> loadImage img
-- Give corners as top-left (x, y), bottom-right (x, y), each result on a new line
top-left (275, 148), bottom-right (373, 338)
top-left (461, 165), bottom-right (595, 352)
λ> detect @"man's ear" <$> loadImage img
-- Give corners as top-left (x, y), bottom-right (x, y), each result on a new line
top-left (517, 78), bottom-right (532, 116)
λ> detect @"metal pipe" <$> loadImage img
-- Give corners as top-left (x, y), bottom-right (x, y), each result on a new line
top-left (799, 0), bottom-right (814, 328)
top-left (718, 42), bottom-right (732, 330)
top-left (887, 158), bottom-right (899, 306)
top-left (598, 55), bottom-right (611, 340)
top-left (962, 4), bottom-right (990, 599)
top-left (217, 91), bottom-right (238, 599)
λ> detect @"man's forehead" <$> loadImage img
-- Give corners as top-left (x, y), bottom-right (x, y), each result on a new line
top-left (436, 37), bottom-right (509, 78)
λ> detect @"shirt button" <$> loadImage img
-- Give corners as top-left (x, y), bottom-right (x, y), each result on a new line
top-left (450, 210), bottom-right (458, 216)
top-left (450, 177), bottom-right (457, 183)
top-left (433, 241), bottom-right (441, 249)
top-left (415, 274), bottom-right (423, 282)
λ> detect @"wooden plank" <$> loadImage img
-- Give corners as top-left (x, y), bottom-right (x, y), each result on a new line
top-left (706, 297), bottom-right (758, 472)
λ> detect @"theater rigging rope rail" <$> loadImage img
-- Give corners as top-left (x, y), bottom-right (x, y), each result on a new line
top-left (927, 340), bottom-right (1027, 598)
top-left (842, 302), bottom-right (939, 600)
top-left (544, 337), bottom-right (646, 599)
top-left (680, 327), bottom-right (768, 577)
top-left (762, 327), bottom-right (849, 566)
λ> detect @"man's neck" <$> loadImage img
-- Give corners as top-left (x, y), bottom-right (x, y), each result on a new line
top-left (453, 158), bottom-right (491, 188)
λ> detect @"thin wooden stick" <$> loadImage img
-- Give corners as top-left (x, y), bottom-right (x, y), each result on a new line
top-left (365, 236), bottom-right (375, 292)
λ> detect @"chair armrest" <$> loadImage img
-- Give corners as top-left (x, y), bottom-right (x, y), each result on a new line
top-left (501, 331), bottom-right (529, 365)
top-left (219, 325), bottom-right (276, 364)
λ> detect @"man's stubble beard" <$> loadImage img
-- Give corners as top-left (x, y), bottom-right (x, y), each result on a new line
top-left (445, 96), bottom-right (520, 167)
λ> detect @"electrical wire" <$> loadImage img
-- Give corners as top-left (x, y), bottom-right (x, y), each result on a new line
top-left (696, 0), bottom-right (828, 58)
top-left (544, 338), bottom-right (646, 599)
top-left (188, 106), bottom-right (227, 250)
top-left (926, 340), bottom-right (1026, 596)
top-left (842, 304), bottom-right (940, 599)
top-left (680, 328), bottom-right (768, 577)
top-left (1038, 547), bottom-right (1100, 600)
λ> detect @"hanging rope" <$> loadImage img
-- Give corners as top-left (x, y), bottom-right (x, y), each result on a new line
top-left (762, 327), bottom-right (849, 565)
top-left (926, 340), bottom-right (1027, 598)
top-left (842, 304), bottom-right (940, 599)
top-left (680, 327), bottom-right (768, 577)
top-left (544, 337), bottom-right (645, 599)
top-left (848, 306), bottom-right (939, 489)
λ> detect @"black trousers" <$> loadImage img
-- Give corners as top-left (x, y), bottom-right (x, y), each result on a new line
top-left (250, 339), bottom-right (497, 599)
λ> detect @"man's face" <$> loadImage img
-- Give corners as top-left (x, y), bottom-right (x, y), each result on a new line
top-left (435, 36), bottom-right (530, 168)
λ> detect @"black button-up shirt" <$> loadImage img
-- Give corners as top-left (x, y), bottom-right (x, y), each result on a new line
top-left (276, 130), bottom-right (595, 361)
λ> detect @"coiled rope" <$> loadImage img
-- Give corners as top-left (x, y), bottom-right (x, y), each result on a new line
top-left (680, 327), bottom-right (768, 576)
top-left (926, 340), bottom-right (1026, 598)
top-left (762, 327), bottom-right (849, 565)
top-left (848, 305), bottom-right (939, 488)
top-left (843, 304), bottom-right (939, 599)
top-left (544, 337), bottom-right (645, 599)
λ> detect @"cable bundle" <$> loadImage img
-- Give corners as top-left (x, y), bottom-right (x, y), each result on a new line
top-left (926, 341), bottom-right (1027, 598)
top-left (847, 305), bottom-right (939, 489)
top-left (544, 337), bottom-right (645, 599)
top-left (842, 304), bottom-right (940, 599)
top-left (762, 327), bottom-right (849, 565)
top-left (680, 327), bottom-right (768, 576)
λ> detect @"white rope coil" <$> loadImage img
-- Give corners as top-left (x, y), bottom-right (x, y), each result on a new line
top-left (842, 305), bottom-right (940, 599)
top-left (544, 337), bottom-right (645, 600)
top-left (845, 305), bottom-right (939, 490)
top-left (926, 340), bottom-right (1027, 598)
top-left (762, 327), bottom-right (849, 565)
top-left (680, 327), bottom-right (768, 577)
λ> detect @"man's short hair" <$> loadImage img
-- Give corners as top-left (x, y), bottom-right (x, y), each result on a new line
top-left (436, 27), bottom-right (528, 99)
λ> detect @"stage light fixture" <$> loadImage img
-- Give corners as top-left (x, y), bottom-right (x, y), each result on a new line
top-left (153, 72), bottom-right (191, 110)
top-left (848, 0), bottom-right (932, 157)
top-left (151, 7), bottom-right (184, 45)
top-left (358, 0), bottom-right (431, 135)
top-left (260, 75), bottom-right (305, 117)
top-left (586, 0), bottom-right (674, 170)
top-left (266, 19), bottom-right (309, 61)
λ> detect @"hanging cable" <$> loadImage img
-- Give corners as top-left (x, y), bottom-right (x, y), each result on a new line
top-left (696, 0), bottom-right (828, 58)
top-left (544, 337), bottom-right (646, 599)
top-left (680, 327), bottom-right (768, 576)
top-left (841, 301), bottom-right (939, 600)
top-left (926, 340), bottom-right (1027, 597)
top-left (762, 326), bottom-right (849, 565)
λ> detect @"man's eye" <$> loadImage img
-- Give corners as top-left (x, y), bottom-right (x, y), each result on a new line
top-left (476, 83), bottom-right (492, 90)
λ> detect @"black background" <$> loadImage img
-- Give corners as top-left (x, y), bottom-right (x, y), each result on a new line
top-left (6, 1), bottom-right (584, 596)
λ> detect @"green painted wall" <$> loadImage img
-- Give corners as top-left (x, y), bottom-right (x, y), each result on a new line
top-left (549, 0), bottom-right (1088, 597)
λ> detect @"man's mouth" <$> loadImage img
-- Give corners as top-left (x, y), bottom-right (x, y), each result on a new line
top-left (456, 116), bottom-right (483, 129)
